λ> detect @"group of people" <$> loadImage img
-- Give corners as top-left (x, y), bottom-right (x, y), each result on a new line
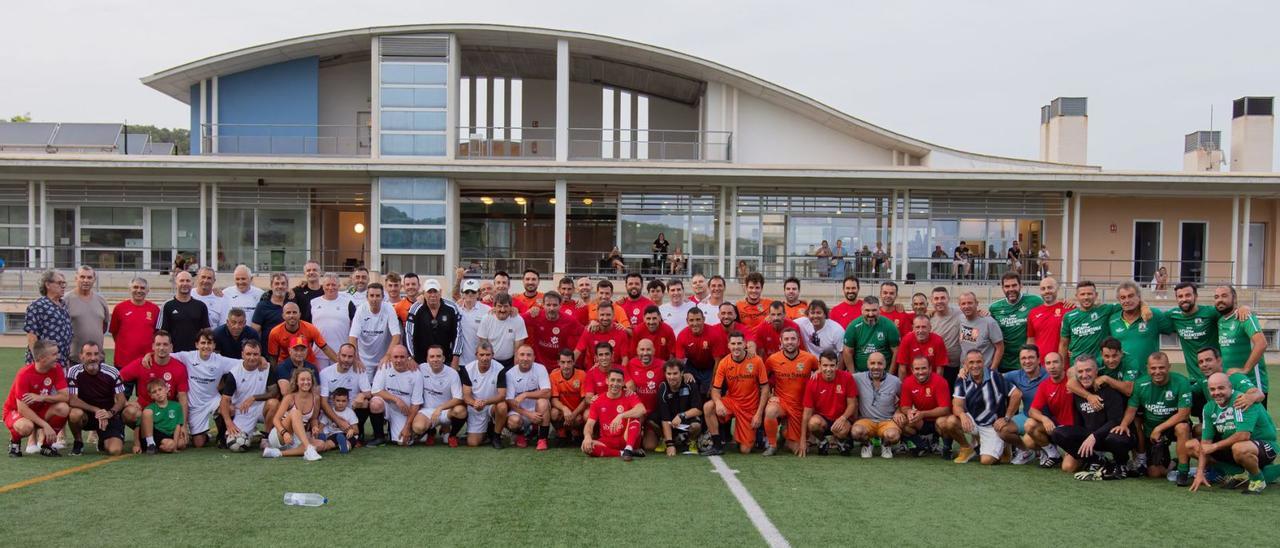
top-left (6, 262), bottom-right (1275, 493)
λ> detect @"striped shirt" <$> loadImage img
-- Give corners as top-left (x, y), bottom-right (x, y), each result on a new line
top-left (952, 371), bottom-right (1014, 427)
top-left (66, 362), bottom-right (124, 410)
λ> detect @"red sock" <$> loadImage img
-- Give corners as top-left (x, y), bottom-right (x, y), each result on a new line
top-left (764, 418), bottom-right (779, 447)
top-left (591, 444), bottom-right (621, 458)
top-left (6, 426), bottom-right (19, 442)
top-left (624, 419), bottom-right (641, 448)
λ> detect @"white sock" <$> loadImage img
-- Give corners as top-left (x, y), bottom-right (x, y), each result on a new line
top-left (146, 436), bottom-right (155, 446)
top-left (1044, 445), bottom-right (1061, 459)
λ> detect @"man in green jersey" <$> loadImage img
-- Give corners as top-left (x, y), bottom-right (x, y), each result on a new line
top-left (1113, 352), bottom-right (1193, 485)
top-left (841, 296), bottom-right (900, 372)
top-left (988, 272), bottom-right (1043, 372)
top-left (1194, 347), bottom-right (1264, 415)
top-left (1167, 282), bottom-right (1253, 410)
top-left (1215, 285), bottom-right (1268, 404)
top-left (1059, 281), bottom-right (1125, 363)
top-left (1107, 281), bottom-right (1171, 379)
top-left (1188, 373), bottom-right (1277, 495)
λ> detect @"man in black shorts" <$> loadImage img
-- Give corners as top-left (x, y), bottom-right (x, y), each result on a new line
top-left (66, 342), bottom-right (127, 455)
top-left (657, 359), bottom-right (705, 456)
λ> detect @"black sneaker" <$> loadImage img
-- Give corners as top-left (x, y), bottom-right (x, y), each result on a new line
top-left (631, 447), bottom-right (646, 458)
top-left (366, 436), bottom-right (386, 447)
top-left (621, 447), bottom-right (635, 462)
top-left (699, 444), bottom-right (724, 457)
top-left (8, 443), bottom-right (20, 458)
top-left (1101, 462), bottom-right (1127, 481)
top-left (145, 444), bottom-right (158, 455)
top-left (71, 441), bottom-right (85, 456)
top-left (40, 446), bottom-right (62, 457)
top-left (817, 439), bottom-right (830, 456)
top-left (1175, 470), bottom-right (1191, 487)
top-left (838, 440), bottom-right (853, 457)
top-left (491, 434), bottom-right (504, 450)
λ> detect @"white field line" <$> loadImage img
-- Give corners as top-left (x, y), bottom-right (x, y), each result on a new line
top-left (708, 456), bottom-right (790, 548)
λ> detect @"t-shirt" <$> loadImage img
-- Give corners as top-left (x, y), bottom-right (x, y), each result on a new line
top-left (793, 317), bottom-right (845, 357)
top-left (171, 350), bottom-right (239, 410)
top-left (1165, 305), bottom-right (1220, 383)
top-left (584, 366), bottom-right (613, 396)
top-left (310, 295), bottom-right (353, 368)
top-left (24, 296), bottom-right (72, 365)
top-left (959, 314), bottom-right (1003, 369)
top-left (1108, 309), bottom-right (1172, 378)
top-left (219, 363), bottom-right (270, 430)
top-left (588, 392), bottom-right (643, 438)
top-left (66, 363), bottom-right (123, 410)
top-left (524, 311), bottom-right (584, 369)
top-left (192, 291), bottom-right (227, 328)
top-left (267, 321), bottom-right (328, 364)
top-left (894, 333), bottom-right (949, 373)
top-left (251, 300), bottom-right (285, 345)
top-left (618, 296), bottom-right (655, 329)
top-left (930, 307), bottom-right (963, 366)
top-left (1127, 373), bottom-right (1193, 434)
top-left (1059, 303), bottom-right (1121, 361)
top-left (350, 304), bottom-right (402, 368)
top-left (657, 380), bottom-right (703, 422)
top-left (899, 373), bottom-right (950, 418)
top-left (322, 406), bottom-right (358, 437)
top-left (291, 284), bottom-right (325, 324)
top-left (550, 368), bottom-right (587, 411)
top-left (159, 298), bottom-right (210, 352)
top-left (3, 364), bottom-right (68, 415)
top-left (477, 314), bottom-right (528, 361)
top-left (852, 372), bottom-right (901, 421)
top-left (319, 365), bottom-right (372, 397)
top-left (675, 327), bottom-right (728, 371)
top-left (783, 301), bottom-right (809, 321)
top-left (575, 327), bottom-right (630, 367)
top-left (630, 323), bottom-right (677, 362)
top-left (66, 291), bottom-right (109, 358)
top-left (712, 355), bottom-right (768, 409)
top-left (953, 372), bottom-right (1014, 427)
top-left (145, 400), bottom-right (184, 435)
top-left (829, 301), bottom-right (862, 329)
top-left (1219, 312), bottom-right (1269, 393)
top-left (803, 370), bottom-right (857, 420)
top-left (843, 317), bottom-right (900, 372)
top-left (1003, 368), bottom-right (1046, 414)
top-left (372, 367), bottom-right (424, 407)
top-left (1028, 374), bottom-right (1075, 426)
top-left (459, 360), bottom-right (507, 402)
top-left (659, 301), bottom-right (697, 335)
top-left (456, 301), bottom-right (492, 365)
top-left (624, 358), bottom-right (663, 414)
top-left (749, 319), bottom-right (801, 358)
top-left (1202, 394), bottom-right (1278, 444)
top-left (1099, 360), bottom-right (1142, 384)
top-left (988, 294), bottom-right (1044, 370)
top-left (1025, 301), bottom-right (1071, 362)
top-left (119, 356), bottom-right (189, 408)
top-left (764, 350), bottom-right (819, 409)
top-left (880, 308), bottom-right (914, 338)
top-left (222, 285), bottom-right (265, 324)
top-left (736, 298), bottom-right (774, 330)
top-left (109, 300), bottom-right (159, 367)
top-left (419, 364), bottom-right (463, 410)
top-left (512, 292), bottom-right (544, 314)
top-left (586, 302), bottom-right (631, 330)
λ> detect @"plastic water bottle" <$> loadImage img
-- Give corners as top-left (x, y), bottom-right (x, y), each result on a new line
top-left (283, 492), bottom-right (327, 507)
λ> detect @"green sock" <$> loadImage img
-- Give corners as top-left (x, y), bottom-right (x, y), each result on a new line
top-left (1177, 463), bottom-right (1189, 473)
top-left (1250, 472), bottom-right (1264, 481)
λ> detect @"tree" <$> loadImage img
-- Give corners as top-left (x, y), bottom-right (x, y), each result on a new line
top-left (6, 113), bottom-right (31, 123)
top-left (125, 124), bottom-right (189, 155)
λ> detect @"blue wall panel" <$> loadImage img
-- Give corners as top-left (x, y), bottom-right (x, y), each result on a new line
top-left (189, 84), bottom-right (200, 155)
top-left (217, 57), bottom-right (319, 154)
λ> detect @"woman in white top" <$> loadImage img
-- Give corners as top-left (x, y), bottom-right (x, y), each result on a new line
top-left (263, 369), bottom-right (327, 461)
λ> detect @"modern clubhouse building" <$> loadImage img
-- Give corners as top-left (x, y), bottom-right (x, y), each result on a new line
top-left (1, 23), bottom-right (1278, 288)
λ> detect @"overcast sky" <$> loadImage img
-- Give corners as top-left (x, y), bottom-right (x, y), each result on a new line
top-left (5, 0), bottom-right (1278, 170)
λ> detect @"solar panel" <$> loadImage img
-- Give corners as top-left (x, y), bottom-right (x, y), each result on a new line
top-left (0, 122), bottom-right (57, 146)
top-left (141, 142), bottom-right (175, 155)
top-left (49, 123), bottom-right (122, 147)
top-left (115, 133), bottom-right (150, 154)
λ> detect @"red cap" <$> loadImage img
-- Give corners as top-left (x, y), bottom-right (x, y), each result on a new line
top-left (290, 336), bottom-right (309, 348)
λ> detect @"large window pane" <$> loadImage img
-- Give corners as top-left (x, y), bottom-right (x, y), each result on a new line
top-left (381, 203), bottom-right (445, 225)
top-left (381, 228), bottom-right (445, 250)
top-left (620, 214), bottom-right (685, 255)
top-left (82, 207), bottom-right (142, 227)
top-left (736, 215), bottom-right (760, 257)
top-left (380, 87), bottom-right (447, 109)
top-left (382, 254), bottom-right (443, 276)
top-left (81, 228), bottom-right (143, 247)
top-left (380, 63), bottom-right (447, 85)
top-left (381, 134), bottom-right (446, 156)
top-left (381, 111), bottom-right (447, 132)
top-left (257, 209), bottom-right (307, 271)
top-left (690, 215), bottom-right (717, 256)
top-left (177, 209), bottom-right (200, 251)
top-left (381, 178), bottom-right (446, 201)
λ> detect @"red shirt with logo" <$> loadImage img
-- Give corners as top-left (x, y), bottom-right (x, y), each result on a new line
top-left (894, 333), bottom-right (950, 373)
top-left (899, 373), bottom-right (951, 419)
top-left (675, 326), bottom-right (729, 371)
top-left (119, 355), bottom-right (190, 408)
top-left (830, 302), bottom-right (862, 329)
top-left (631, 322), bottom-right (677, 361)
top-left (1029, 374), bottom-right (1076, 426)
top-left (3, 364), bottom-right (68, 416)
top-left (523, 311), bottom-right (584, 369)
top-left (803, 370), bottom-right (857, 420)
top-left (576, 327), bottom-right (631, 367)
top-left (1027, 302), bottom-right (1073, 360)
top-left (624, 358), bottom-right (663, 413)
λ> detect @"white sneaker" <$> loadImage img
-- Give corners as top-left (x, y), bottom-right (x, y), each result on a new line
top-left (262, 447), bottom-right (282, 458)
top-left (881, 446), bottom-right (894, 459)
top-left (1043, 445), bottom-right (1061, 459)
top-left (861, 444), bottom-right (874, 458)
top-left (52, 439), bottom-right (66, 450)
top-left (303, 446), bottom-right (322, 462)
top-left (1011, 448), bottom-right (1035, 465)
top-left (24, 443), bottom-right (40, 455)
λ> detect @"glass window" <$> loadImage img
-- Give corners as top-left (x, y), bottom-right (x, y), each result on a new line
top-left (690, 215), bottom-right (717, 256)
top-left (381, 203), bottom-right (445, 226)
top-left (736, 215), bottom-right (760, 257)
top-left (176, 208), bottom-right (200, 251)
top-left (381, 228), bottom-right (445, 250)
top-left (257, 209), bottom-right (306, 247)
top-left (0, 206), bottom-right (27, 225)
top-left (0, 227), bottom-right (27, 247)
top-left (380, 87), bottom-right (447, 109)
top-left (81, 228), bottom-right (143, 248)
top-left (381, 178), bottom-right (446, 201)
top-left (381, 134), bottom-right (446, 156)
top-left (382, 254), bottom-right (443, 276)
top-left (381, 111), bottom-right (446, 132)
top-left (620, 214), bottom-right (686, 255)
top-left (82, 207), bottom-right (142, 226)
top-left (216, 208), bottom-right (255, 271)
top-left (380, 63), bottom-right (447, 85)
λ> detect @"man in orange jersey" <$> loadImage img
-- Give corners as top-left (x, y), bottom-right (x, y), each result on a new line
top-left (762, 327), bottom-right (819, 455)
top-left (704, 331), bottom-right (770, 455)
top-left (781, 277), bottom-right (808, 320)
top-left (548, 349), bottom-right (588, 444)
top-left (736, 272), bottom-right (772, 330)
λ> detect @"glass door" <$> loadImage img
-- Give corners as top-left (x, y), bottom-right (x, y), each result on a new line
top-left (149, 208), bottom-right (173, 271)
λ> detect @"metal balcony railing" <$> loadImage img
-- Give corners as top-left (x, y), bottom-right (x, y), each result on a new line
top-left (201, 124), bottom-right (370, 157)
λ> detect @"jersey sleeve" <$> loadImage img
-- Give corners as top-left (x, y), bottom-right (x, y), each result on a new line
top-left (587, 401), bottom-right (599, 422)
top-left (932, 377), bottom-right (951, 409)
top-left (457, 367), bottom-right (472, 387)
top-left (218, 372), bottom-right (237, 397)
top-left (893, 339), bottom-right (911, 366)
top-left (755, 359), bottom-right (769, 385)
top-left (170, 366), bottom-right (189, 393)
top-left (449, 373), bottom-right (463, 400)
top-left (1176, 382), bottom-right (1193, 409)
top-left (495, 370), bottom-right (507, 390)
top-left (884, 322), bottom-right (901, 349)
top-left (409, 376), bottom-right (424, 406)
top-left (933, 338), bottom-right (950, 366)
top-left (1201, 406), bottom-right (1216, 441)
top-left (318, 370), bottom-right (332, 397)
top-left (308, 324), bottom-right (327, 349)
top-left (1244, 314), bottom-right (1263, 337)
top-left (513, 317), bottom-right (528, 340)
top-left (712, 360), bottom-right (726, 391)
top-left (536, 367), bottom-right (551, 390)
top-left (387, 310), bottom-right (403, 336)
top-left (674, 333), bottom-right (688, 360)
top-left (802, 378), bottom-right (818, 409)
top-left (1240, 406), bottom-right (1262, 438)
top-left (1059, 314), bottom-right (1073, 338)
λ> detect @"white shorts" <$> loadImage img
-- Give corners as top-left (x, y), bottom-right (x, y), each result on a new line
top-left (966, 422), bottom-right (1005, 459)
top-left (384, 406), bottom-right (411, 445)
top-left (467, 405), bottom-right (496, 434)
top-left (231, 401), bottom-right (265, 433)
top-left (417, 407), bottom-right (450, 427)
top-left (187, 400), bottom-right (220, 436)
top-left (267, 428), bottom-right (301, 450)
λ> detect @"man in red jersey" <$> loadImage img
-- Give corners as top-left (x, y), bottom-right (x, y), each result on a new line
top-left (553, 277), bottom-right (580, 323)
top-left (583, 343), bottom-right (617, 401)
top-left (879, 281), bottom-right (913, 336)
top-left (798, 351), bottom-right (857, 457)
top-left (829, 275), bottom-right (862, 328)
top-left (625, 338), bottom-right (664, 451)
top-left (574, 305), bottom-right (630, 368)
top-left (632, 306), bottom-right (676, 361)
top-left (895, 355), bottom-right (953, 458)
top-left (1023, 351), bottom-right (1071, 467)
top-left (675, 307), bottom-right (727, 398)
top-left (736, 272), bottom-right (772, 330)
top-left (749, 302), bottom-right (801, 358)
top-left (571, 277), bottom-right (594, 325)
top-left (109, 277), bottom-right (159, 369)
top-left (1025, 277), bottom-right (1072, 361)
top-left (523, 291), bottom-right (583, 369)
top-left (5, 340), bottom-right (70, 457)
top-left (582, 368), bottom-right (647, 460)
top-left (705, 332), bottom-right (770, 454)
top-left (119, 330), bottom-right (190, 454)
top-left (618, 272), bottom-right (656, 330)
top-left (894, 315), bottom-right (950, 379)
top-left (763, 328), bottom-right (819, 455)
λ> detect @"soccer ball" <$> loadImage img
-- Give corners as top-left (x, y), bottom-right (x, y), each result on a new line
top-left (228, 431), bottom-right (252, 453)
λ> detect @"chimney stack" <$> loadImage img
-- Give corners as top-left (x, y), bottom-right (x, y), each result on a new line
top-left (1038, 97), bottom-right (1088, 165)
top-left (1230, 96), bottom-right (1274, 172)
top-left (1183, 131), bottom-right (1223, 172)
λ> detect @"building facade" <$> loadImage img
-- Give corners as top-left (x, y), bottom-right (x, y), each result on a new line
top-left (0, 24), bottom-right (1277, 287)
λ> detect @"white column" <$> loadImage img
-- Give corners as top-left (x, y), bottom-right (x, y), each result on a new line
top-left (369, 178), bottom-right (381, 272)
top-left (1060, 196), bottom-right (1070, 281)
top-left (446, 34), bottom-right (459, 160)
top-left (1231, 195), bottom-right (1240, 283)
top-left (887, 190), bottom-right (898, 280)
top-left (370, 37), bottom-right (381, 159)
top-left (900, 188), bottom-right (911, 280)
top-left (555, 39), bottom-right (569, 162)
top-left (1071, 193), bottom-right (1081, 283)
top-left (198, 80), bottom-right (207, 154)
top-left (728, 186), bottom-right (738, 278)
top-left (445, 179), bottom-right (459, 283)
top-left (1241, 196), bottom-right (1253, 285)
top-left (210, 76), bottom-right (219, 154)
top-left (199, 182), bottom-right (208, 267)
top-left (717, 185), bottom-right (728, 276)
top-left (210, 183), bottom-right (219, 271)
top-left (39, 181), bottom-right (49, 268)
top-left (554, 179), bottom-right (568, 275)
top-left (27, 180), bottom-right (36, 267)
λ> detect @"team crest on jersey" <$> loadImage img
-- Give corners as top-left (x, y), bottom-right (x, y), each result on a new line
top-left (608, 340), bottom-right (616, 347)
top-left (572, 380), bottom-right (580, 388)
top-left (660, 338), bottom-right (667, 345)
top-left (756, 304), bottom-right (764, 312)
top-left (746, 364), bottom-right (754, 373)
top-left (552, 327), bottom-right (561, 335)
top-left (146, 311), bottom-right (154, 321)
top-left (167, 410), bottom-right (175, 419)
top-left (163, 372), bottom-right (172, 381)
top-left (646, 371), bottom-right (655, 379)
top-left (796, 363), bottom-right (804, 372)
top-left (43, 378), bottom-right (52, 386)
top-left (1165, 390), bottom-right (1174, 400)
top-left (616, 404), bottom-right (624, 413)
top-left (836, 385), bottom-right (844, 394)
top-left (1138, 322), bottom-right (1148, 332)
top-left (702, 341), bottom-right (708, 350)
top-left (1195, 318), bottom-right (1203, 325)
top-left (1054, 308), bottom-right (1061, 317)
top-left (1090, 312), bottom-right (1098, 321)
top-left (876, 332), bottom-right (884, 341)
top-left (927, 347), bottom-right (935, 356)
top-left (925, 387), bottom-right (933, 397)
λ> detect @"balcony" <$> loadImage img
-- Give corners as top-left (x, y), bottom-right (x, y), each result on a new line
top-left (202, 124), bottom-right (370, 157)
top-left (456, 127), bottom-right (732, 162)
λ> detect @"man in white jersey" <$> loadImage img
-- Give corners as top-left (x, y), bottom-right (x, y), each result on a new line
top-left (311, 273), bottom-right (353, 369)
top-left (412, 346), bottom-right (466, 447)
top-left (217, 340), bottom-right (276, 445)
top-left (371, 345), bottom-right (423, 446)
top-left (455, 279), bottom-right (491, 366)
top-left (193, 267), bottom-right (227, 327)
top-left (319, 343), bottom-right (372, 443)
top-left (696, 275), bottom-right (729, 319)
top-left (504, 344), bottom-right (553, 451)
top-left (477, 293), bottom-right (527, 367)
top-left (349, 283), bottom-right (401, 379)
top-left (167, 329), bottom-right (239, 447)
top-left (793, 300), bottom-right (846, 357)
top-left (460, 342), bottom-right (509, 448)
top-left (659, 279), bottom-right (697, 335)
top-left (223, 265), bottom-right (264, 322)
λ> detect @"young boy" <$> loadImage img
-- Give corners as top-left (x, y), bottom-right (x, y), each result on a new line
top-left (320, 388), bottom-right (358, 454)
top-left (142, 379), bottom-right (188, 454)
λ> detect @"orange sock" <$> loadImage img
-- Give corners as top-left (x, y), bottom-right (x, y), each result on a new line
top-left (764, 417), bottom-right (779, 447)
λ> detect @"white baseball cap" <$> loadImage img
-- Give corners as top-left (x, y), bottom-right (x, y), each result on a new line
top-left (424, 279), bottom-right (442, 292)
top-left (460, 279), bottom-right (479, 292)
